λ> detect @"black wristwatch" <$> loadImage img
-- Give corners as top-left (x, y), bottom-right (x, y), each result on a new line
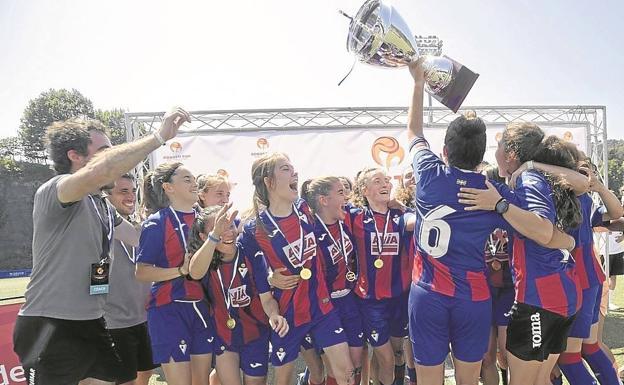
top-left (495, 198), bottom-right (510, 215)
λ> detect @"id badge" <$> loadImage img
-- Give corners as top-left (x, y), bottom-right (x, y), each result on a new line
top-left (90, 262), bottom-right (110, 295)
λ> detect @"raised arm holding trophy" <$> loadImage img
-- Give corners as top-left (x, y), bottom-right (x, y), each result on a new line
top-left (341, 0), bottom-right (479, 112)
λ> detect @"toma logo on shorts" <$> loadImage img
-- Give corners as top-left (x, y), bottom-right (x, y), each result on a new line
top-left (530, 313), bottom-right (542, 348)
top-left (371, 137), bottom-right (405, 169)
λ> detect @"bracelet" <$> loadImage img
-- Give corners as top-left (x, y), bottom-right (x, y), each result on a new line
top-left (208, 232), bottom-right (221, 243)
top-left (153, 132), bottom-right (166, 146)
top-left (527, 160), bottom-right (535, 170)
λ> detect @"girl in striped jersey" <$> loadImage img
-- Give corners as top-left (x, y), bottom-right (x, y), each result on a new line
top-left (349, 167), bottom-right (415, 385)
top-left (459, 125), bottom-right (586, 385)
top-left (511, 145), bottom-right (623, 385)
top-left (240, 152), bottom-right (355, 385)
top-left (186, 204), bottom-right (289, 385)
top-left (301, 177), bottom-right (365, 385)
top-left (135, 163), bottom-right (214, 385)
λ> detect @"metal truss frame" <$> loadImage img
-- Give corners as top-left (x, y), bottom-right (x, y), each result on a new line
top-left (125, 105), bottom-right (607, 184)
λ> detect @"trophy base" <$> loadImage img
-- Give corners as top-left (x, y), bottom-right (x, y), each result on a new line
top-left (431, 56), bottom-right (479, 113)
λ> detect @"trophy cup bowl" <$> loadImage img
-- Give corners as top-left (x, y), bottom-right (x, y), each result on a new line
top-left (344, 0), bottom-right (478, 112)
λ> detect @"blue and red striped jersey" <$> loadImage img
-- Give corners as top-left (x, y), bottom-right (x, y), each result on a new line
top-left (240, 199), bottom-right (333, 327)
top-left (569, 193), bottom-right (606, 290)
top-left (349, 207), bottom-right (411, 300)
top-left (202, 247), bottom-right (269, 347)
top-left (314, 219), bottom-right (357, 294)
top-left (136, 208), bottom-right (204, 308)
top-left (510, 170), bottom-right (581, 317)
top-left (409, 139), bottom-right (507, 301)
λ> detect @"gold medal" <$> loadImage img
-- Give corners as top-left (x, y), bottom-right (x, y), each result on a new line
top-left (491, 260), bottom-right (502, 271)
top-left (226, 317), bottom-right (236, 329)
top-left (374, 258), bottom-right (384, 269)
top-left (300, 268), bottom-right (312, 280)
top-left (346, 271), bottom-right (357, 282)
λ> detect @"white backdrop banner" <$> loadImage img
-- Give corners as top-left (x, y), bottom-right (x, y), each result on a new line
top-left (151, 125), bottom-right (588, 209)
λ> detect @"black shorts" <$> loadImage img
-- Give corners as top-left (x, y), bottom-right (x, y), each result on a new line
top-left (506, 302), bottom-right (575, 362)
top-left (108, 322), bottom-right (159, 383)
top-left (609, 252), bottom-right (624, 276)
top-left (13, 315), bottom-right (128, 385)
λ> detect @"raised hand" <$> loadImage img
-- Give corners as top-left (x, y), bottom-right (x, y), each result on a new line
top-left (158, 107), bottom-right (191, 142)
top-left (212, 203), bottom-right (238, 238)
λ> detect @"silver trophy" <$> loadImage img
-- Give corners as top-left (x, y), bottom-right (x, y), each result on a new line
top-left (342, 0), bottom-right (479, 112)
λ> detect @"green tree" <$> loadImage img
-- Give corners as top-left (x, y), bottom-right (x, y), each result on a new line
top-left (95, 108), bottom-right (127, 145)
top-left (18, 89), bottom-right (94, 162)
top-left (607, 139), bottom-right (624, 197)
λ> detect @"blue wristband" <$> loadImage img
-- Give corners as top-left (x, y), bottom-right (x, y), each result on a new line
top-left (208, 233), bottom-right (220, 243)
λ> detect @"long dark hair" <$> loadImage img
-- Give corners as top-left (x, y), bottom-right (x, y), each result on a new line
top-left (141, 162), bottom-right (183, 216)
top-left (531, 135), bottom-right (582, 230)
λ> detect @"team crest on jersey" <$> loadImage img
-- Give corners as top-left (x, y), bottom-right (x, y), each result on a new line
top-left (228, 285), bottom-right (251, 307)
top-left (370, 232), bottom-right (400, 255)
top-left (238, 263), bottom-right (248, 278)
top-left (282, 232), bottom-right (317, 267)
top-left (328, 235), bottom-right (354, 265)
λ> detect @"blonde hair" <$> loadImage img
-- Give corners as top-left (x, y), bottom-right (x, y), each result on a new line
top-left (196, 174), bottom-right (229, 208)
top-left (300, 176), bottom-right (341, 214)
top-left (250, 152), bottom-right (290, 229)
top-left (352, 167), bottom-right (384, 208)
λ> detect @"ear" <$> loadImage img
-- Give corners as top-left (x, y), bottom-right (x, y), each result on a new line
top-left (199, 232), bottom-right (207, 241)
top-left (318, 195), bottom-right (329, 207)
top-left (263, 176), bottom-right (273, 190)
top-left (442, 145), bottom-right (449, 163)
top-left (66, 149), bottom-right (83, 164)
top-left (162, 182), bottom-right (174, 194)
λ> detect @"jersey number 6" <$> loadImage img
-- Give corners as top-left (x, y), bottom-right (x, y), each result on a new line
top-left (419, 205), bottom-right (455, 258)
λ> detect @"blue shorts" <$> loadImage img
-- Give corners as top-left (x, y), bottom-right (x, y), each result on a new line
top-left (409, 283), bottom-right (491, 366)
top-left (568, 284), bottom-right (601, 338)
top-left (215, 329), bottom-right (270, 377)
top-left (333, 292), bottom-right (365, 347)
top-left (491, 287), bottom-right (515, 327)
top-left (147, 301), bottom-right (215, 364)
top-left (389, 291), bottom-right (410, 338)
top-left (357, 294), bottom-right (408, 347)
top-left (271, 310), bottom-right (347, 366)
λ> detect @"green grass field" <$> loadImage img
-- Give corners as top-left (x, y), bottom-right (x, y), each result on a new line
top-left (3, 277), bottom-right (624, 385)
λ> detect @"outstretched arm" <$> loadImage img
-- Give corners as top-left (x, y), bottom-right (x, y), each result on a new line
top-left (57, 108), bottom-right (191, 204)
top-left (406, 60), bottom-right (426, 142)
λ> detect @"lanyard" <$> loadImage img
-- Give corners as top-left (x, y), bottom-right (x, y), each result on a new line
top-left (120, 241), bottom-right (135, 264)
top-left (370, 210), bottom-right (390, 255)
top-left (316, 214), bottom-right (350, 268)
top-left (216, 250), bottom-right (240, 313)
top-left (89, 195), bottom-right (114, 262)
top-left (169, 207), bottom-right (190, 253)
top-left (265, 205), bottom-right (304, 262)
